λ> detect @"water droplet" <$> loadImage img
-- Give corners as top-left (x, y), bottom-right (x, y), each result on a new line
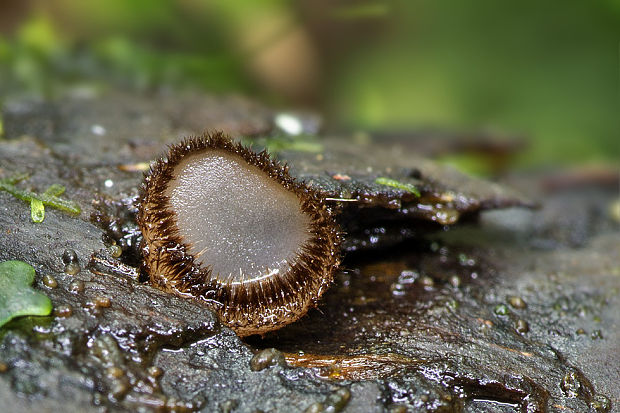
top-left (494, 304), bottom-right (509, 316)
top-left (508, 296), bottom-right (527, 309)
top-left (515, 319), bottom-right (529, 333)
top-left (42, 274), bottom-right (58, 289)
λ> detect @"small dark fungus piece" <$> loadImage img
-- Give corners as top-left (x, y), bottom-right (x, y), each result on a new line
top-left (137, 132), bottom-right (341, 336)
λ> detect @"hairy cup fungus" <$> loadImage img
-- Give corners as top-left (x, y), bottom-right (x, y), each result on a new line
top-left (137, 132), bottom-right (340, 336)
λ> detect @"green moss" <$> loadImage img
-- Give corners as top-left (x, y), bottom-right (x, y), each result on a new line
top-left (375, 177), bottom-right (421, 197)
top-left (0, 260), bottom-right (52, 328)
top-left (0, 175), bottom-right (81, 222)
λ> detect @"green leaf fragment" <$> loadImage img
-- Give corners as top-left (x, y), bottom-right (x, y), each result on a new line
top-left (0, 175), bottom-right (80, 222)
top-left (375, 177), bottom-right (421, 197)
top-left (0, 260), bottom-right (52, 328)
top-left (42, 184), bottom-right (66, 197)
top-left (30, 198), bottom-right (45, 222)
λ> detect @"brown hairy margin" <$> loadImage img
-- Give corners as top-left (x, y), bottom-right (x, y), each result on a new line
top-left (137, 131), bottom-right (341, 336)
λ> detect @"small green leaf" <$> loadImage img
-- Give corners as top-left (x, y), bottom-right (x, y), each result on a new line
top-left (0, 260), bottom-right (52, 328)
top-left (30, 198), bottom-right (45, 222)
top-left (375, 177), bottom-right (421, 197)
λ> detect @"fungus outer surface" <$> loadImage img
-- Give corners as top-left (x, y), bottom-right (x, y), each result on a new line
top-left (138, 132), bottom-right (341, 336)
top-left (164, 150), bottom-right (312, 284)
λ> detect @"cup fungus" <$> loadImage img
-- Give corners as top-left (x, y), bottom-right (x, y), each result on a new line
top-left (137, 132), bottom-right (340, 336)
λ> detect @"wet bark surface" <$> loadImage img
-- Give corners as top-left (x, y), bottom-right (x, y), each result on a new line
top-left (0, 91), bottom-right (618, 412)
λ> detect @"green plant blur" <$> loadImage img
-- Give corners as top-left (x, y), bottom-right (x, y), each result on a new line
top-left (0, 0), bottom-right (617, 168)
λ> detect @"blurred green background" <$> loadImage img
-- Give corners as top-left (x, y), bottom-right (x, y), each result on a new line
top-left (1, 0), bottom-right (618, 168)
